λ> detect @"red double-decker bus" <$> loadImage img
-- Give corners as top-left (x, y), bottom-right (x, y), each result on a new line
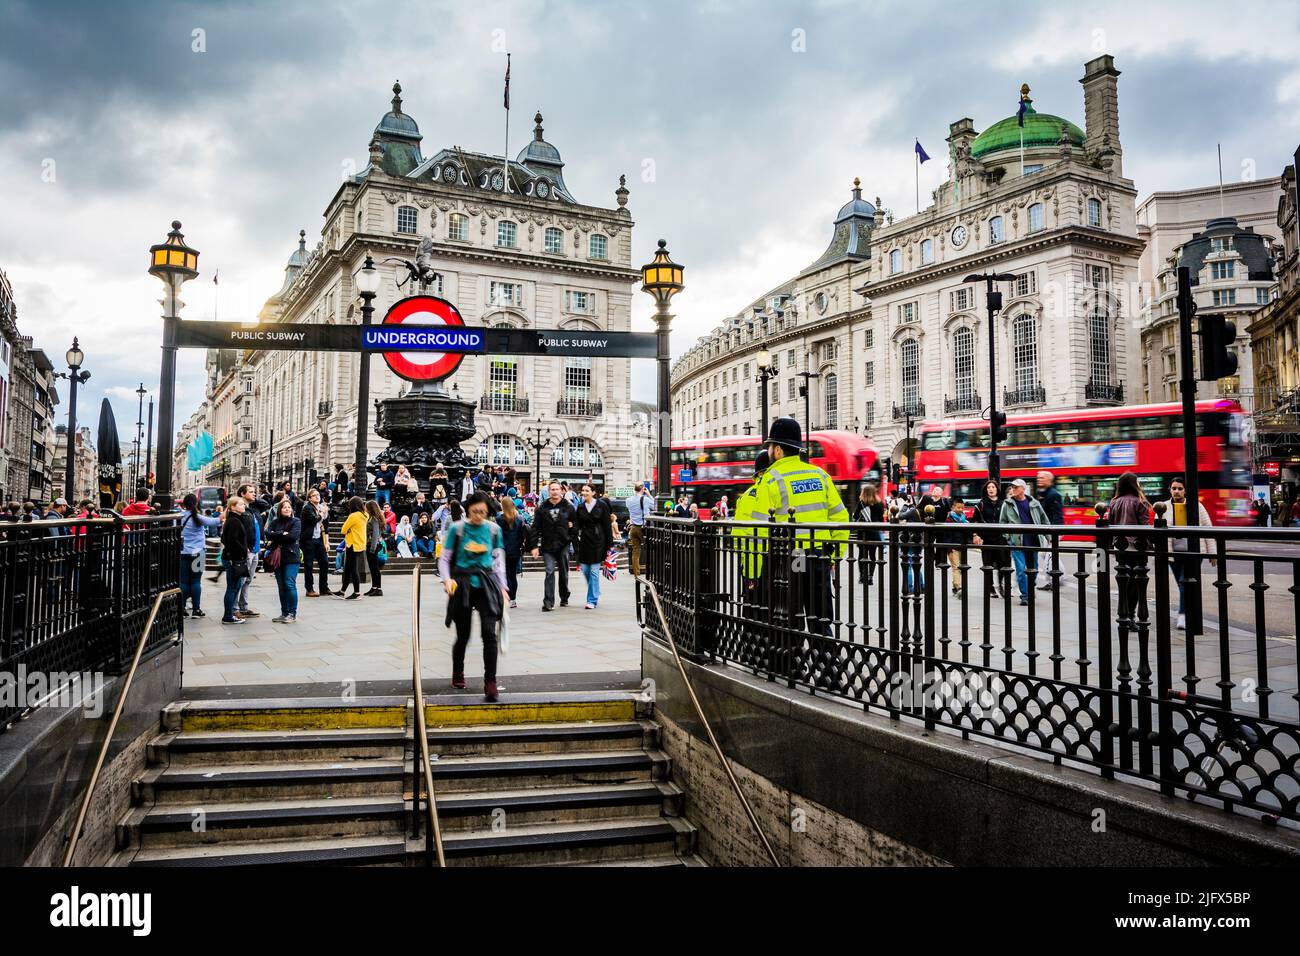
top-left (913, 399), bottom-right (1252, 528)
top-left (671, 430), bottom-right (881, 518)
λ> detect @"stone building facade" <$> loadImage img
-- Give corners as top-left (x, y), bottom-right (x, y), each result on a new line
top-left (670, 55), bottom-right (1143, 468)
top-left (1247, 161), bottom-right (1300, 484)
top-left (178, 83), bottom-right (642, 494)
top-left (1134, 178), bottom-right (1281, 408)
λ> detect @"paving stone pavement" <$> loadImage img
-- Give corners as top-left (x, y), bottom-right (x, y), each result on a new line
top-left (182, 565), bottom-right (642, 687)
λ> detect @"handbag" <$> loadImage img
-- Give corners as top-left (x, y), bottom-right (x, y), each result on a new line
top-left (498, 604), bottom-right (510, 655)
top-left (229, 556), bottom-right (251, 579)
top-left (263, 545), bottom-right (282, 572)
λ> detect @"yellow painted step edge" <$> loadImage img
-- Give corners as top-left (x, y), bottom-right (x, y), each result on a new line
top-left (425, 700), bottom-right (635, 728)
top-left (182, 706), bottom-right (408, 732)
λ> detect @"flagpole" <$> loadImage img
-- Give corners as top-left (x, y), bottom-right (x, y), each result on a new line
top-left (915, 146), bottom-right (920, 214)
top-left (502, 53), bottom-right (511, 195)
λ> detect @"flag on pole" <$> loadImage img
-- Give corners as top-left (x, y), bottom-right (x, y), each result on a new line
top-left (1017, 94), bottom-right (1028, 127)
top-left (213, 269), bottom-right (219, 285)
top-left (503, 53), bottom-right (511, 109)
top-left (914, 140), bottom-right (931, 163)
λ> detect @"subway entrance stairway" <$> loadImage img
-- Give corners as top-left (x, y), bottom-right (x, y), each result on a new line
top-left (110, 691), bottom-right (703, 867)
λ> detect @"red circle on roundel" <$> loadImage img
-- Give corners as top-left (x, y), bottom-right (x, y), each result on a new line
top-left (380, 295), bottom-right (468, 382)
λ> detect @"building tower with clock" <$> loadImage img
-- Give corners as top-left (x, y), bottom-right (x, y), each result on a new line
top-left (670, 54), bottom-right (1141, 476)
top-left (187, 83), bottom-right (645, 496)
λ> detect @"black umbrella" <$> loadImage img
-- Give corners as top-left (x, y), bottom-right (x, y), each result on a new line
top-left (96, 398), bottom-right (123, 509)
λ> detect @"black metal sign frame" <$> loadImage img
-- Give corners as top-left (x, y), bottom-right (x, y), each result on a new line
top-left (172, 320), bottom-right (658, 358)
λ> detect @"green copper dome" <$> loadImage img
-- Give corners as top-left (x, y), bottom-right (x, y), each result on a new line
top-left (971, 106), bottom-right (1084, 159)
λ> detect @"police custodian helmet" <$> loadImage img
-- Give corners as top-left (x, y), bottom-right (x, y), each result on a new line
top-left (765, 417), bottom-right (803, 452)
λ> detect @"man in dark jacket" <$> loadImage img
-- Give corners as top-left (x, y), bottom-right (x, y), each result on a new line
top-left (300, 488), bottom-right (332, 596)
top-left (1035, 470), bottom-right (1065, 590)
top-left (530, 479), bottom-right (575, 611)
top-left (236, 483), bottom-right (271, 618)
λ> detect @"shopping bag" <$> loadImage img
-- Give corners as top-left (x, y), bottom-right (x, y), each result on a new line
top-left (601, 548), bottom-right (618, 581)
top-left (498, 604), bottom-right (510, 655)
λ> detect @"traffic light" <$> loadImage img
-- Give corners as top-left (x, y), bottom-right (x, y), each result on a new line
top-left (1198, 313), bottom-right (1238, 381)
top-left (891, 461), bottom-right (902, 486)
top-left (991, 409), bottom-right (1008, 445)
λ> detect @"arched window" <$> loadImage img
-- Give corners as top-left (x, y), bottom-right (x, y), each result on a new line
top-left (1028, 203), bottom-right (1044, 233)
top-left (1087, 198), bottom-right (1102, 228)
top-left (920, 239), bottom-right (934, 266)
top-left (1088, 304), bottom-right (1111, 388)
top-left (497, 220), bottom-right (518, 248)
top-left (589, 234), bottom-right (608, 259)
top-left (989, 216), bottom-right (1004, 243)
top-left (550, 438), bottom-right (603, 469)
top-left (953, 327), bottom-right (975, 408)
top-left (889, 249), bottom-right (903, 274)
top-left (1013, 315), bottom-right (1038, 392)
top-left (901, 338), bottom-right (920, 413)
top-left (823, 372), bottom-right (838, 428)
top-left (447, 213), bottom-right (468, 241)
top-left (544, 226), bottom-right (563, 254)
top-left (396, 205), bottom-right (418, 234)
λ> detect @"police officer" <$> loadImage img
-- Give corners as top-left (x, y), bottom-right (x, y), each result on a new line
top-left (748, 418), bottom-right (849, 685)
top-left (731, 450), bottom-right (773, 667)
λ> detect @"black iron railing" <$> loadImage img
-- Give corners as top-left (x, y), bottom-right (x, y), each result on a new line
top-left (1004, 384), bottom-right (1046, 407)
top-left (0, 515), bottom-right (183, 729)
top-left (1085, 381), bottom-right (1124, 403)
top-left (892, 401), bottom-right (925, 421)
top-left (558, 398), bottom-right (603, 417)
top-left (480, 394), bottom-right (530, 414)
top-left (639, 509), bottom-right (1300, 823)
top-left (944, 394), bottom-right (982, 415)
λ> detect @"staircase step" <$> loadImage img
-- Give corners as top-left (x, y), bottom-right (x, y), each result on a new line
top-left (135, 759), bottom-right (406, 804)
top-left (166, 697), bottom-right (408, 733)
top-left (120, 796), bottom-right (407, 850)
top-left (431, 781), bottom-right (681, 831)
top-left (426, 749), bottom-right (668, 792)
top-left (427, 720), bottom-right (656, 756)
top-left (152, 727), bottom-right (407, 765)
top-left (423, 691), bottom-right (642, 728)
top-left (440, 817), bottom-right (696, 866)
top-left (128, 834), bottom-right (409, 867)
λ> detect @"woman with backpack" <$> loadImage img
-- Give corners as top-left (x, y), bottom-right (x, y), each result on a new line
top-left (178, 492), bottom-right (221, 618)
top-left (263, 495), bottom-right (302, 623)
top-left (439, 491), bottom-right (509, 702)
top-left (496, 496), bottom-right (532, 609)
top-left (363, 499), bottom-right (386, 597)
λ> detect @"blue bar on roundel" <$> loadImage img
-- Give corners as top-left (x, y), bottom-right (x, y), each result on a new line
top-left (361, 326), bottom-right (485, 352)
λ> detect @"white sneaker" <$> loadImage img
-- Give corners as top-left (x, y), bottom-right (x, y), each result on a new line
top-left (509, 600), bottom-right (518, 609)
top-left (584, 602), bottom-right (595, 609)
top-left (1176, 613), bottom-right (1186, 631)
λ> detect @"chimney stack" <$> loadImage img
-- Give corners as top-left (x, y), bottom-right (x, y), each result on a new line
top-left (1080, 55), bottom-right (1122, 177)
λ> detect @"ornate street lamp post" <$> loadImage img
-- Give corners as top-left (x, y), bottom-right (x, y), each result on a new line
top-left (524, 419), bottom-right (555, 495)
top-left (148, 220), bottom-right (199, 510)
top-left (640, 239), bottom-right (684, 498)
top-left (55, 338), bottom-right (91, 503)
top-left (353, 253), bottom-right (381, 497)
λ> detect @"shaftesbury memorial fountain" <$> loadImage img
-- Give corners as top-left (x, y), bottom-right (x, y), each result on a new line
top-left (369, 239), bottom-right (478, 493)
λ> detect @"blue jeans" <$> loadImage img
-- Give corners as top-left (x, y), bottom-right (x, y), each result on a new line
top-left (1169, 555), bottom-right (1200, 615)
top-left (375, 489), bottom-right (391, 505)
top-left (579, 563), bottom-right (601, 605)
top-left (275, 563), bottom-right (300, 616)
top-left (179, 553), bottom-right (204, 611)
top-left (415, 537), bottom-right (435, 556)
top-left (1013, 548), bottom-right (1038, 599)
top-left (223, 566), bottom-right (244, 621)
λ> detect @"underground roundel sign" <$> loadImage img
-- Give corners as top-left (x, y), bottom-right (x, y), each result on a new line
top-left (378, 295), bottom-right (473, 382)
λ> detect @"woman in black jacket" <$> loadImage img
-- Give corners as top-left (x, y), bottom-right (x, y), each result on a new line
top-left (573, 483), bottom-right (615, 609)
top-left (969, 479), bottom-right (1010, 599)
top-left (220, 497), bottom-right (250, 624)
top-left (855, 483), bottom-right (885, 585)
top-left (264, 496), bottom-right (302, 623)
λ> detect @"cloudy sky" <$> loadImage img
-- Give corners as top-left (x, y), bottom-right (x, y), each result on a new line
top-left (3, 0), bottom-right (1299, 449)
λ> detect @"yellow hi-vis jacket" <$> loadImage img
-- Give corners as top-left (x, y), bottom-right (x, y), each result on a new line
top-left (731, 453), bottom-right (849, 576)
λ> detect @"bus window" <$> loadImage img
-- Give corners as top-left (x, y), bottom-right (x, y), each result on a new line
top-left (1055, 425), bottom-right (1082, 444)
top-left (922, 430), bottom-right (954, 451)
top-left (808, 441), bottom-right (825, 459)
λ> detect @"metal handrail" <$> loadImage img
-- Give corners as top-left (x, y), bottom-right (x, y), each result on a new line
top-left (636, 572), bottom-right (781, 867)
top-left (410, 567), bottom-right (446, 867)
top-left (62, 586), bottom-right (180, 866)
